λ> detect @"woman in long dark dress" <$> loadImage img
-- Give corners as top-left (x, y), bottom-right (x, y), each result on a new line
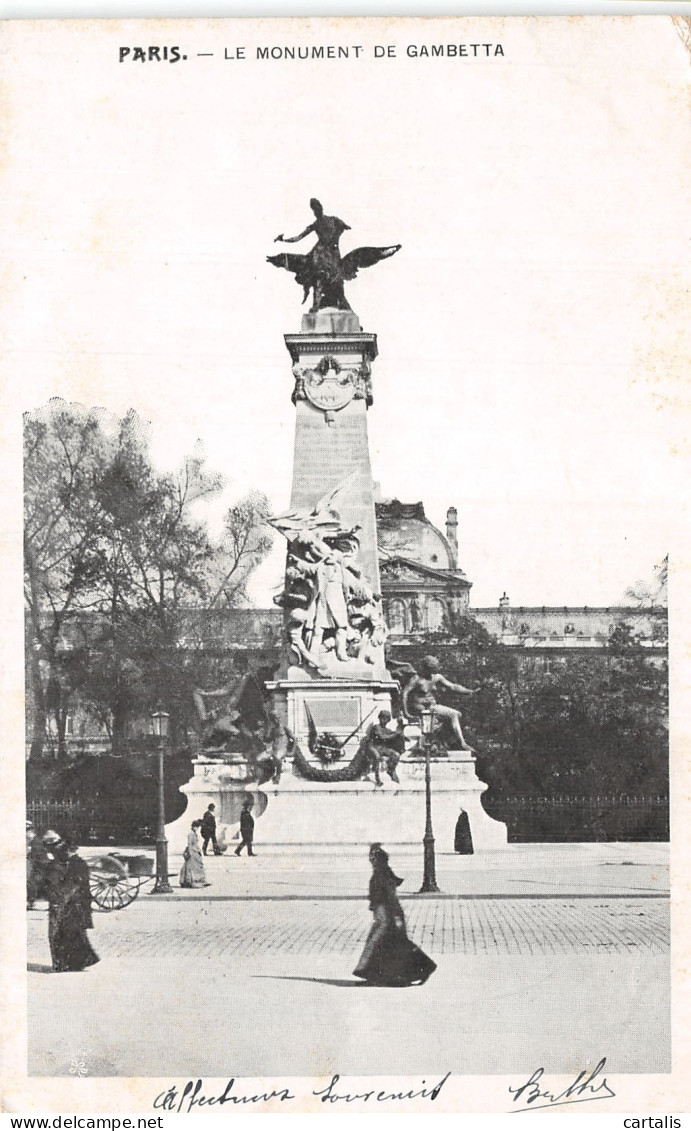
top-left (26, 821), bottom-right (47, 908)
top-left (454, 807), bottom-right (474, 854)
top-left (45, 838), bottom-right (99, 973)
top-left (353, 844), bottom-right (436, 986)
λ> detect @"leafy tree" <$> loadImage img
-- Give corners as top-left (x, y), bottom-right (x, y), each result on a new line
top-left (390, 611), bottom-right (668, 839)
top-left (24, 402), bottom-right (113, 757)
top-left (24, 400), bottom-right (273, 759)
top-left (87, 445), bottom-right (272, 747)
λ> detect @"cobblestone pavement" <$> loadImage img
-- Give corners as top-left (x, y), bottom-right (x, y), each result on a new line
top-left (26, 893), bottom-right (669, 963)
top-left (26, 846), bottom-right (671, 1079)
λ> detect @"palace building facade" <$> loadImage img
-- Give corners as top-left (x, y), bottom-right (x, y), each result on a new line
top-left (376, 498), bottom-right (666, 656)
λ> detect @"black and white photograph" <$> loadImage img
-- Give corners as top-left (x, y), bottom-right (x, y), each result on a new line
top-left (2, 12), bottom-right (690, 1115)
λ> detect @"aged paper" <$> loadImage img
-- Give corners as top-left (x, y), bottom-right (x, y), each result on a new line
top-left (1, 14), bottom-right (690, 1116)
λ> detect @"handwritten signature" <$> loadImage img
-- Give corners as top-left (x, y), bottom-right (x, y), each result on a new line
top-left (508, 1057), bottom-right (616, 1112)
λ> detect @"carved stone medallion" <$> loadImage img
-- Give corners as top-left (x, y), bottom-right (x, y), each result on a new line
top-left (292, 355), bottom-right (373, 413)
top-left (305, 357), bottom-right (355, 412)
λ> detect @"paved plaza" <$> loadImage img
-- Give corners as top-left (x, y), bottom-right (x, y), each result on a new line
top-left (26, 843), bottom-right (670, 1078)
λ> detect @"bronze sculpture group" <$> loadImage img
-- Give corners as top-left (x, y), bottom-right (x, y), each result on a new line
top-left (193, 654), bottom-right (480, 786)
top-left (193, 674), bottom-right (289, 785)
top-left (268, 479), bottom-right (387, 674)
top-left (401, 655), bottom-right (480, 752)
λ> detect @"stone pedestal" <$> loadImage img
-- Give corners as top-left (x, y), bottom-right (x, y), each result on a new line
top-left (299, 308), bottom-right (362, 335)
top-left (266, 675), bottom-right (396, 754)
top-left (166, 751), bottom-right (508, 854)
top-left (165, 758), bottom-right (267, 854)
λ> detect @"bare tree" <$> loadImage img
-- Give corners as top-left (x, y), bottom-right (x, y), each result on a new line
top-left (205, 491), bottom-right (274, 609)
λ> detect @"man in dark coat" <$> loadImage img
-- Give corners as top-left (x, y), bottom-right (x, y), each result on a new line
top-left (235, 799), bottom-right (255, 856)
top-left (200, 803), bottom-right (221, 856)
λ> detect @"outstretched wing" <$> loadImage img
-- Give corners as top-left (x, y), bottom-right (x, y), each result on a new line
top-left (341, 244), bottom-right (402, 281)
top-left (267, 510), bottom-right (308, 540)
top-left (270, 475), bottom-right (354, 527)
top-left (310, 473), bottom-right (357, 528)
top-left (266, 252), bottom-right (310, 280)
top-left (270, 474), bottom-right (359, 544)
top-left (268, 252), bottom-right (309, 289)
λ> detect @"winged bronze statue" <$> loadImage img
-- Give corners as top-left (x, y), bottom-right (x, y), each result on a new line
top-left (267, 198), bottom-right (401, 313)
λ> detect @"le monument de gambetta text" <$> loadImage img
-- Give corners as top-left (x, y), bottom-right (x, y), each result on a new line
top-left (118, 42), bottom-right (506, 64)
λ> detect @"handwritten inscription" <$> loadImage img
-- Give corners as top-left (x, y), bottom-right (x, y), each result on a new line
top-left (508, 1057), bottom-right (616, 1112)
top-left (153, 1073), bottom-right (450, 1111)
top-left (153, 1079), bottom-right (295, 1112)
top-left (314, 1072), bottom-right (450, 1105)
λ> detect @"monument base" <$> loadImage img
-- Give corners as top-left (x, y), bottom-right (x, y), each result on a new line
top-left (299, 307), bottom-right (362, 334)
top-left (165, 757), bottom-right (268, 854)
top-left (166, 751), bottom-right (507, 854)
top-left (266, 676), bottom-right (396, 754)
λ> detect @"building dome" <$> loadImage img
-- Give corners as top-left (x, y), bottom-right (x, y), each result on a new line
top-left (376, 500), bottom-right (456, 570)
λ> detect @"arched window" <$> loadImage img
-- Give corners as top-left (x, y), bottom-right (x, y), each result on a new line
top-left (387, 599), bottom-right (407, 634)
top-left (427, 597), bottom-right (447, 631)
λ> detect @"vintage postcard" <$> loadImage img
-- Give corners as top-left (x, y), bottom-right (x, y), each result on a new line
top-left (1, 13), bottom-right (690, 1117)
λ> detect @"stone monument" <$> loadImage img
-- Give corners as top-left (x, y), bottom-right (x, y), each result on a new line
top-left (265, 331), bottom-right (398, 752)
top-left (166, 202), bottom-right (507, 854)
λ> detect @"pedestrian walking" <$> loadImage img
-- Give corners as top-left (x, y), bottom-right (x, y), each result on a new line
top-left (26, 821), bottom-right (49, 908)
top-left (454, 806), bottom-right (474, 854)
top-left (200, 803), bottom-right (222, 855)
top-left (353, 843), bottom-right (436, 986)
top-left (234, 799), bottom-right (255, 856)
top-left (179, 821), bottom-right (211, 888)
top-left (44, 833), bottom-right (99, 973)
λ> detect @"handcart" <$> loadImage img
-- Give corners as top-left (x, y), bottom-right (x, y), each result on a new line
top-left (88, 852), bottom-right (155, 912)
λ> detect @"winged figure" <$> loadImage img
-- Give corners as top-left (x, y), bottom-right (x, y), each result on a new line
top-left (267, 198), bottom-right (401, 312)
top-left (267, 474), bottom-right (359, 548)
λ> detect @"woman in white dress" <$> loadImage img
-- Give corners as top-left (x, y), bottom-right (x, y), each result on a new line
top-left (179, 820), bottom-right (210, 888)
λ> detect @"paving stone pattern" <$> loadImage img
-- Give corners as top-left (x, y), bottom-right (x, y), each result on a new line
top-left (27, 896), bottom-right (669, 961)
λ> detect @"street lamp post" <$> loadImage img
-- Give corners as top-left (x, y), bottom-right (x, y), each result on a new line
top-left (151, 709), bottom-right (173, 894)
top-left (419, 707), bottom-right (440, 894)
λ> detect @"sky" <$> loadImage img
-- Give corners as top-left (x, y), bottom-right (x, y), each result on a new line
top-left (2, 15), bottom-right (690, 609)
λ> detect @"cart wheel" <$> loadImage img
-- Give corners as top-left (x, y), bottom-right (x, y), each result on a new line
top-left (89, 871), bottom-right (141, 912)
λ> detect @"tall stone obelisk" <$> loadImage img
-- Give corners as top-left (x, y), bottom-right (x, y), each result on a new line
top-left (268, 306), bottom-right (397, 752)
top-left (286, 310), bottom-right (380, 633)
top-left (265, 201), bottom-right (401, 751)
